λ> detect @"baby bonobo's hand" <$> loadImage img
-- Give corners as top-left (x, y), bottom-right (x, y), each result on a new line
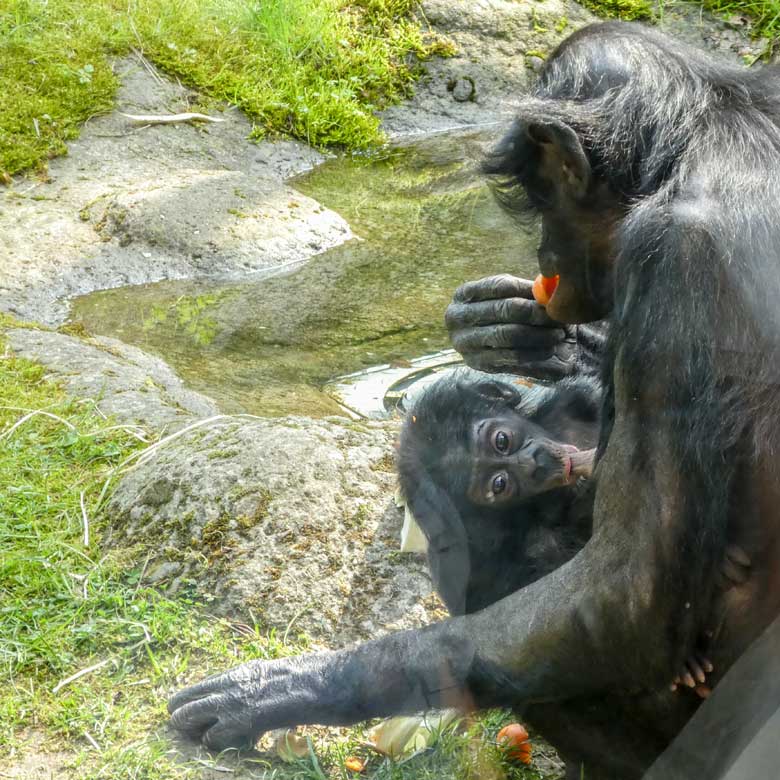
top-left (670, 545), bottom-right (751, 699)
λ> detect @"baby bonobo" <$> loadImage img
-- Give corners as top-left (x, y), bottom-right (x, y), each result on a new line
top-left (397, 369), bottom-right (750, 698)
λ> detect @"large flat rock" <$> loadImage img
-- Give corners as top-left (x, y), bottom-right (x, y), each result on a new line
top-left (105, 414), bottom-right (443, 645)
top-left (0, 56), bottom-right (352, 326)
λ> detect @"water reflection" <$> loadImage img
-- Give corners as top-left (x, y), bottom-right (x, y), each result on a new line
top-left (71, 130), bottom-right (540, 416)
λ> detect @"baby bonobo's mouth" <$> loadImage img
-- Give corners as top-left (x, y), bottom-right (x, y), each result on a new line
top-left (562, 445), bottom-right (596, 482)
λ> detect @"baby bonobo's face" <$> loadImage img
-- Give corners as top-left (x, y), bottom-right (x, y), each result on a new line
top-left (466, 411), bottom-right (588, 508)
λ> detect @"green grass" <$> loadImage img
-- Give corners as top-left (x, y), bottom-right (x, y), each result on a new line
top-left (0, 320), bottom-right (550, 779)
top-left (701, 0), bottom-right (780, 40)
top-left (0, 0), bottom-right (453, 177)
top-left (577, 0), bottom-right (780, 40)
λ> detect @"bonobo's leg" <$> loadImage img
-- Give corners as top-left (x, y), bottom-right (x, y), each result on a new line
top-left (671, 545), bottom-right (751, 697)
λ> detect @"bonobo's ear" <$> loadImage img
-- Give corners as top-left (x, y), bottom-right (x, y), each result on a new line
top-left (471, 379), bottom-right (525, 405)
top-left (526, 121), bottom-right (590, 200)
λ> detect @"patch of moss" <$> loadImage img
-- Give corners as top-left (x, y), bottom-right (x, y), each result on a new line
top-left (702, 0), bottom-right (779, 41)
top-left (200, 513), bottom-right (232, 549)
top-left (58, 321), bottom-right (92, 339)
top-left (236, 489), bottom-right (273, 528)
top-left (206, 447), bottom-right (240, 460)
top-left (370, 453), bottom-right (396, 472)
top-left (578, 0), bottom-right (652, 21)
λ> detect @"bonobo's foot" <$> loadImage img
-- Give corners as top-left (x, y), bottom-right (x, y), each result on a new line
top-left (567, 447), bottom-right (596, 481)
top-left (719, 544), bottom-right (751, 588)
top-left (670, 653), bottom-right (714, 699)
top-left (669, 546), bottom-right (750, 700)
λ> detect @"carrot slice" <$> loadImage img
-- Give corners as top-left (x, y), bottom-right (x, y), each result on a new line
top-left (532, 273), bottom-right (560, 306)
top-left (497, 723), bottom-right (532, 763)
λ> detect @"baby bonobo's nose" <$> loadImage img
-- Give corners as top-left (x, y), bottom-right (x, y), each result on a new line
top-left (531, 443), bottom-right (560, 482)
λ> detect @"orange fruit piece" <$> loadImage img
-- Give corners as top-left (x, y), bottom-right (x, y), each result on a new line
top-left (345, 757), bottom-right (365, 773)
top-left (532, 274), bottom-right (560, 306)
top-left (497, 723), bottom-right (532, 764)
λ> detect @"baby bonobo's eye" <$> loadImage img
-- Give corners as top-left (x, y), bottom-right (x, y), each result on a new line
top-left (493, 430), bottom-right (511, 454)
top-left (492, 473), bottom-right (508, 495)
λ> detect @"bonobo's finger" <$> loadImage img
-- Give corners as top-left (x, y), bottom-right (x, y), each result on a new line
top-left (203, 717), bottom-right (256, 752)
top-left (698, 655), bottom-right (714, 674)
top-left (168, 674), bottom-right (225, 715)
top-left (451, 324), bottom-right (568, 353)
top-left (452, 275), bottom-right (533, 304)
top-left (445, 298), bottom-right (556, 329)
top-left (686, 657), bottom-right (706, 684)
top-left (695, 685), bottom-right (712, 699)
top-left (169, 695), bottom-right (221, 737)
top-left (721, 557), bottom-right (749, 586)
top-left (726, 544), bottom-right (751, 568)
top-left (460, 350), bottom-right (576, 381)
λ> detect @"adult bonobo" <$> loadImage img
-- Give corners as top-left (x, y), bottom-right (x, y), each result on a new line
top-left (168, 22), bottom-right (780, 776)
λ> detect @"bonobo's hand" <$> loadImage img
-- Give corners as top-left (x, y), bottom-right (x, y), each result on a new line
top-left (168, 656), bottom-right (336, 751)
top-left (445, 274), bottom-right (577, 380)
top-left (169, 624), bottom-right (477, 751)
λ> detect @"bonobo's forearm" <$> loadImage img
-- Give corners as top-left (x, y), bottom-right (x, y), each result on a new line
top-left (297, 621), bottom-right (480, 723)
top-left (169, 538), bottom-right (665, 751)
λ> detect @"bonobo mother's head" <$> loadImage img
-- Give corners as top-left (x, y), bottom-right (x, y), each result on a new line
top-left (485, 22), bottom-right (718, 323)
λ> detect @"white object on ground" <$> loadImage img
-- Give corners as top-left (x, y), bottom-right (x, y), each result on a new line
top-left (400, 504), bottom-right (428, 553)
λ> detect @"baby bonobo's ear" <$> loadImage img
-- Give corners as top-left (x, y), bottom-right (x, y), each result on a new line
top-left (470, 378), bottom-right (527, 406)
top-left (531, 376), bottom-right (602, 450)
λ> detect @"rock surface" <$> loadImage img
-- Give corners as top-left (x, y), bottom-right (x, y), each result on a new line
top-left (105, 414), bottom-right (444, 644)
top-left (380, 0), bottom-right (597, 137)
top-left (0, 56), bottom-right (352, 326)
top-left (380, 0), bottom-right (767, 139)
top-left (6, 328), bottom-right (218, 431)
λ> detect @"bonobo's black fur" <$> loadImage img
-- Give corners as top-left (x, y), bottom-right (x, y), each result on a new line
top-left (397, 370), bottom-right (598, 614)
top-left (483, 21), bottom-right (780, 675)
top-left (168, 23), bottom-right (780, 779)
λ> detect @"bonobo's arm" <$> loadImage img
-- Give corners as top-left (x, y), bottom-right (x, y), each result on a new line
top-left (169, 387), bottom-right (693, 752)
top-left (444, 274), bottom-right (607, 380)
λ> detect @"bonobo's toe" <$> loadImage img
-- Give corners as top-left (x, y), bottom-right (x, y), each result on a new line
top-left (670, 653), bottom-right (713, 699)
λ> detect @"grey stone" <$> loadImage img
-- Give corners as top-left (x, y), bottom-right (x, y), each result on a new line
top-left (105, 415), bottom-right (442, 644)
top-left (450, 76), bottom-right (476, 102)
top-left (0, 57), bottom-right (352, 327)
top-left (380, 0), bottom-right (766, 141)
top-left (5, 328), bottom-right (218, 431)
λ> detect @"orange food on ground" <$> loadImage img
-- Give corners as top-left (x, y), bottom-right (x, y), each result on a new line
top-left (345, 757), bottom-right (365, 773)
top-left (497, 723), bottom-right (532, 764)
top-left (532, 274), bottom-right (560, 306)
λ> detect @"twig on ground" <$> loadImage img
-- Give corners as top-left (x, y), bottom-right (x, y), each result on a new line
top-left (0, 408), bottom-right (77, 440)
top-left (120, 112), bottom-right (225, 125)
top-left (80, 491), bottom-right (90, 548)
top-left (52, 659), bottom-right (111, 694)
